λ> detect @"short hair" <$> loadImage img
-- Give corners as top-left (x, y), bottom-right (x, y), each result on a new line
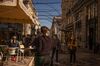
top-left (12, 36), bottom-right (17, 39)
top-left (41, 26), bottom-right (49, 32)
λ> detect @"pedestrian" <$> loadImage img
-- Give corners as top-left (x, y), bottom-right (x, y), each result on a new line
top-left (23, 34), bottom-right (31, 48)
top-left (33, 26), bottom-right (53, 66)
top-left (68, 38), bottom-right (77, 64)
top-left (23, 34), bottom-right (32, 56)
top-left (51, 34), bottom-right (61, 66)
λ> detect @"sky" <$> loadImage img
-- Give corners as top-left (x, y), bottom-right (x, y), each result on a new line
top-left (32, 0), bottom-right (61, 28)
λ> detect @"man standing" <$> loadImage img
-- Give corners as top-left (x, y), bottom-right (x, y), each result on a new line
top-left (23, 34), bottom-right (31, 48)
top-left (23, 34), bottom-right (32, 56)
top-left (51, 34), bottom-right (61, 66)
top-left (33, 26), bottom-right (52, 66)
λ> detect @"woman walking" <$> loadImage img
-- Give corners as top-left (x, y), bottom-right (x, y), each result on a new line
top-left (68, 38), bottom-right (77, 64)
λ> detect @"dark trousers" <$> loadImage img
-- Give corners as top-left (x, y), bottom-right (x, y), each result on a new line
top-left (35, 53), bottom-right (51, 66)
top-left (34, 53), bottom-right (42, 66)
top-left (50, 48), bottom-right (58, 66)
top-left (70, 52), bottom-right (76, 63)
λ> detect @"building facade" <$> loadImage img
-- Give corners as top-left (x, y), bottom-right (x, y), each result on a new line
top-left (51, 16), bottom-right (62, 40)
top-left (0, 0), bottom-right (40, 42)
top-left (62, 0), bottom-right (98, 51)
top-left (61, 0), bottom-right (75, 45)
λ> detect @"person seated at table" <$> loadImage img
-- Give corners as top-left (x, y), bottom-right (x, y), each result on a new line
top-left (8, 36), bottom-right (19, 62)
top-left (8, 36), bottom-right (19, 48)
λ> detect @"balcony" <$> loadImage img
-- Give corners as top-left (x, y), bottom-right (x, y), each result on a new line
top-left (0, 0), bottom-right (17, 6)
top-left (0, 0), bottom-right (39, 25)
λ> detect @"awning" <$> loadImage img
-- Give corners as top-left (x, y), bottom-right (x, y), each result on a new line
top-left (0, 1), bottom-right (35, 24)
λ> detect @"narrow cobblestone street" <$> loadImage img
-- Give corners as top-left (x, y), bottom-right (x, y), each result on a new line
top-left (2, 44), bottom-right (100, 66)
top-left (0, 0), bottom-right (99, 66)
top-left (54, 45), bottom-right (100, 66)
top-left (3, 57), bottom-right (34, 66)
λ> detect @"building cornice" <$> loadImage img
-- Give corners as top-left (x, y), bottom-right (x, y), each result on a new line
top-left (66, 0), bottom-right (97, 15)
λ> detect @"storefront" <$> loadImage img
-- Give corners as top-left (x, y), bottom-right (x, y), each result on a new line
top-left (86, 2), bottom-right (97, 50)
top-left (0, 0), bottom-right (39, 44)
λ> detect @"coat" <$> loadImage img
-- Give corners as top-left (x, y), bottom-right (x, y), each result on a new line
top-left (68, 43), bottom-right (77, 54)
top-left (33, 35), bottom-right (52, 55)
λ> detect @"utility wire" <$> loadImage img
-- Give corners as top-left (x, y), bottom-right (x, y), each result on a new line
top-left (38, 14), bottom-right (50, 16)
top-left (46, 4), bottom-right (61, 14)
top-left (32, 1), bottom-right (61, 14)
top-left (40, 19), bottom-right (52, 23)
top-left (32, 0), bottom-right (61, 23)
top-left (37, 10), bottom-right (58, 12)
top-left (33, 2), bottom-right (60, 4)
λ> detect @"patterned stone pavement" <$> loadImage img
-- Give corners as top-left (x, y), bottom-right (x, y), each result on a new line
top-left (53, 47), bottom-right (100, 66)
top-left (3, 56), bottom-right (34, 66)
top-left (1, 45), bottom-right (100, 66)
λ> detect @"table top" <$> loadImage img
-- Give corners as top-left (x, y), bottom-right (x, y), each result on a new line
top-left (20, 48), bottom-right (34, 50)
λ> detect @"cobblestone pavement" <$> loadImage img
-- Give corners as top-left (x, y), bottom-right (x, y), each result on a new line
top-left (3, 45), bottom-right (100, 66)
top-left (3, 56), bottom-right (34, 66)
top-left (53, 45), bottom-right (100, 66)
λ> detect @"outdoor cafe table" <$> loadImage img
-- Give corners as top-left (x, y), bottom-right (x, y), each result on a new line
top-left (3, 47), bottom-right (34, 66)
top-left (18, 48), bottom-right (34, 62)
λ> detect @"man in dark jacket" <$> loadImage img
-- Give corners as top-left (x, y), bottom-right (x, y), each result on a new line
top-left (51, 34), bottom-right (61, 65)
top-left (33, 26), bottom-right (52, 66)
top-left (23, 34), bottom-right (31, 48)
